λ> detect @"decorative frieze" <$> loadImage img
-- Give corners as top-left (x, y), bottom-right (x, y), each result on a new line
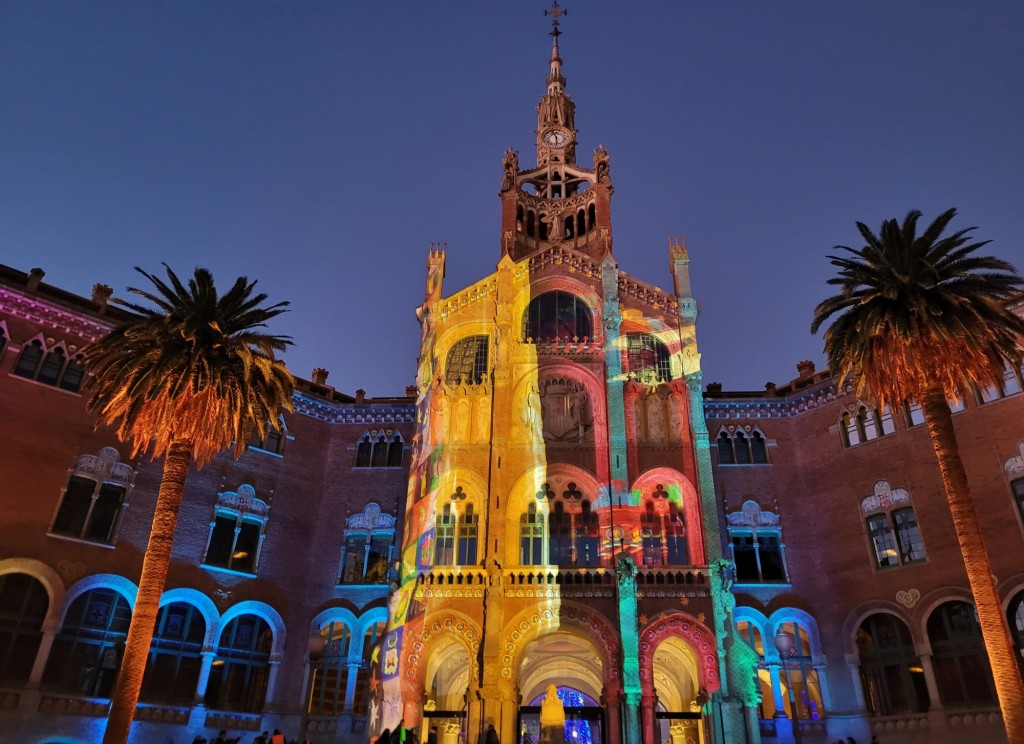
top-left (0, 286), bottom-right (114, 341)
top-left (703, 380), bottom-right (855, 421)
top-left (292, 393), bottom-right (415, 425)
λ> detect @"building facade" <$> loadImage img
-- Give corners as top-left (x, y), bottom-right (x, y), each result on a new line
top-left (1, 19), bottom-right (1023, 744)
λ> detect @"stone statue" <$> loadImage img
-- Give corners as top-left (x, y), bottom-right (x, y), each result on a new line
top-left (539, 685), bottom-right (565, 744)
top-left (593, 146), bottom-right (610, 183)
top-left (501, 148), bottom-right (519, 192)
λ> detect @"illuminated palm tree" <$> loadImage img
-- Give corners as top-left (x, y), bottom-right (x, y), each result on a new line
top-left (84, 265), bottom-right (294, 744)
top-left (811, 208), bottom-right (1024, 742)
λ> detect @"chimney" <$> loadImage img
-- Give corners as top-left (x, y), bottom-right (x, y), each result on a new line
top-left (764, 382), bottom-right (777, 395)
top-left (796, 360), bottom-right (816, 378)
top-left (405, 385), bottom-right (418, 398)
top-left (311, 367), bottom-right (329, 386)
top-left (706, 382), bottom-right (723, 395)
top-left (26, 268), bottom-right (45, 292)
top-left (92, 283), bottom-right (114, 313)
top-left (355, 389), bottom-right (366, 403)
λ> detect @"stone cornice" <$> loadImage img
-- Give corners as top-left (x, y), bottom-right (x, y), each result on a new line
top-left (293, 392), bottom-right (415, 425)
top-left (703, 380), bottom-right (854, 420)
top-left (0, 286), bottom-right (115, 341)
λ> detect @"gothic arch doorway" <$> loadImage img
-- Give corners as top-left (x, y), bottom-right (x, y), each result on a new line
top-left (651, 637), bottom-right (703, 744)
top-left (517, 632), bottom-right (606, 744)
top-left (423, 638), bottom-right (471, 744)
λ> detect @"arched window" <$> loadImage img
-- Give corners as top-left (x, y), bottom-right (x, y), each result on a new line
top-left (625, 334), bottom-right (672, 383)
top-left (842, 405), bottom-right (894, 447)
top-left (577, 211), bottom-right (586, 236)
top-left (205, 614), bottom-right (272, 713)
top-left (734, 431), bottom-right (752, 464)
top-left (587, 203), bottom-right (596, 229)
top-left (446, 336), bottom-right (489, 385)
top-left (524, 291), bottom-right (592, 341)
top-left (339, 504), bottom-right (395, 584)
top-left (58, 354), bottom-right (85, 392)
top-left (435, 504), bottom-right (456, 566)
top-left (203, 486), bottom-right (269, 575)
top-left (927, 601), bottom-right (995, 706)
top-left (641, 486), bottom-right (688, 566)
top-left (1007, 590), bottom-right (1024, 678)
top-left (139, 602), bottom-right (206, 705)
top-left (717, 431), bottom-right (735, 464)
top-left (548, 501), bottom-right (573, 567)
top-left (857, 613), bottom-right (929, 715)
top-left (862, 483), bottom-right (926, 569)
top-left (307, 620), bottom-right (351, 715)
top-left (0, 573), bottom-right (48, 684)
top-left (527, 210), bottom-right (536, 237)
top-left (371, 434), bottom-right (388, 467)
top-left (774, 621), bottom-right (825, 720)
top-left (387, 434), bottom-right (404, 467)
top-left (575, 500), bottom-right (600, 567)
top-left (353, 622), bottom-right (385, 717)
top-left (727, 502), bottom-right (787, 583)
top-left (13, 339), bottom-right (44, 379)
top-left (42, 588), bottom-right (131, 697)
top-left (751, 432), bottom-right (768, 464)
top-left (51, 449), bottom-right (133, 546)
top-left (564, 216), bottom-right (574, 239)
top-left (520, 503), bottom-right (544, 565)
top-left (355, 435), bottom-right (372, 467)
top-left (457, 503), bottom-right (479, 565)
top-left (735, 620), bottom-right (774, 718)
top-left (37, 347), bottom-right (66, 386)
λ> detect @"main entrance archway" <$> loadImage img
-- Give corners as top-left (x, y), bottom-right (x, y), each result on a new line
top-left (652, 636), bottom-right (703, 744)
top-left (517, 632), bottom-right (606, 744)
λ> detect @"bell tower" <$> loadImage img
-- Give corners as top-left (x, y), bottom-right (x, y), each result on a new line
top-left (499, 2), bottom-right (614, 263)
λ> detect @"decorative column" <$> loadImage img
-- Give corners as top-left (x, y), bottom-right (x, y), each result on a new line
top-left (195, 649), bottom-right (218, 704)
top-left (27, 621), bottom-right (58, 687)
top-left (916, 651), bottom-right (944, 710)
top-left (603, 686), bottom-right (623, 744)
top-left (843, 654), bottom-right (867, 713)
top-left (345, 660), bottom-right (361, 712)
top-left (767, 665), bottom-right (785, 718)
top-left (617, 558), bottom-right (642, 744)
top-left (264, 656), bottom-right (282, 711)
top-left (639, 692), bottom-right (657, 744)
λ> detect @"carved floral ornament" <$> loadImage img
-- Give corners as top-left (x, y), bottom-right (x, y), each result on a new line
top-left (726, 500), bottom-right (779, 529)
top-left (1004, 440), bottom-right (1024, 478)
top-left (346, 502), bottom-right (396, 531)
top-left (500, 605), bottom-right (620, 680)
top-left (860, 480), bottom-right (910, 514)
top-left (72, 447), bottom-right (134, 487)
top-left (896, 589), bottom-right (921, 609)
top-left (218, 484), bottom-right (270, 520)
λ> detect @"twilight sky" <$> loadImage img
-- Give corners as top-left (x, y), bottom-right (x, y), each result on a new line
top-left (2, 1), bottom-right (1022, 397)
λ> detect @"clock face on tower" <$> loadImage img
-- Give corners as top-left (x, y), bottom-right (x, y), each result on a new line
top-left (542, 128), bottom-right (570, 148)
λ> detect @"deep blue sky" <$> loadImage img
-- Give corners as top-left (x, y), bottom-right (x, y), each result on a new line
top-left (3, 2), bottom-right (1022, 396)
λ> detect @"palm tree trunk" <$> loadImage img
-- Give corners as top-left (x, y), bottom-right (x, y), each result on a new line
top-left (921, 388), bottom-right (1024, 743)
top-left (103, 439), bottom-right (193, 744)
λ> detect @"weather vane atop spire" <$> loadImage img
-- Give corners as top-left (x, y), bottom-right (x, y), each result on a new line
top-left (544, 1), bottom-right (566, 39)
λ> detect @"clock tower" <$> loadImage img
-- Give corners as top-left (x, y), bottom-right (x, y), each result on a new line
top-left (371, 6), bottom-right (758, 744)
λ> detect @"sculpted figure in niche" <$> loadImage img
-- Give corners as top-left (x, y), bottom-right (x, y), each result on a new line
top-left (475, 397), bottom-right (490, 442)
top-left (430, 394), bottom-right (450, 447)
top-left (540, 378), bottom-right (592, 443)
top-left (667, 394), bottom-right (683, 442)
top-left (646, 395), bottom-right (667, 443)
top-left (501, 148), bottom-right (518, 192)
top-left (454, 398), bottom-right (471, 442)
top-left (522, 384), bottom-right (543, 441)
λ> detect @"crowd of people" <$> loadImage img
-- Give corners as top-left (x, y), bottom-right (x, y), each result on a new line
top-left (189, 728), bottom-right (311, 744)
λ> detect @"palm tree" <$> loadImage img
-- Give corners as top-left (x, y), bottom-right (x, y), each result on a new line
top-left (84, 265), bottom-right (294, 744)
top-left (811, 208), bottom-right (1024, 742)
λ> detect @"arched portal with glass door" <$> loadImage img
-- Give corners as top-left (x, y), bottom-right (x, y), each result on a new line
top-left (518, 632), bottom-right (606, 744)
top-left (651, 637), bottom-right (702, 744)
top-left (415, 614), bottom-right (480, 744)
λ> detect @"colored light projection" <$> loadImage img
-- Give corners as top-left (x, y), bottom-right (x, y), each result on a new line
top-left (368, 249), bottom-right (449, 739)
top-left (526, 688), bottom-right (598, 744)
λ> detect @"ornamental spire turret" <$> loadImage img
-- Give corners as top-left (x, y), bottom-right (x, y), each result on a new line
top-left (537, 1), bottom-right (575, 165)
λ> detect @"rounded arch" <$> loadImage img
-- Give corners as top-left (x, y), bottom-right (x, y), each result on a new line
top-left (159, 587), bottom-right (220, 648)
top-left (406, 609), bottom-right (482, 688)
top-left (630, 467), bottom-right (705, 564)
top-left (841, 600), bottom-right (917, 657)
top-left (60, 574), bottom-right (138, 624)
top-left (0, 557), bottom-right (65, 632)
top-left (504, 462), bottom-right (604, 566)
top-left (354, 605), bottom-right (390, 641)
top-left (518, 281), bottom-right (601, 343)
top-left (500, 601), bottom-right (621, 685)
top-left (219, 600), bottom-right (286, 657)
top-left (510, 358), bottom-right (609, 454)
top-left (765, 608), bottom-right (825, 664)
top-left (1000, 574), bottom-right (1024, 613)
top-left (914, 587), bottom-right (975, 653)
top-left (638, 611), bottom-right (719, 694)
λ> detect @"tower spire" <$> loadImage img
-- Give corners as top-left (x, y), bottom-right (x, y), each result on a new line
top-left (537, 1), bottom-right (575, 165)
